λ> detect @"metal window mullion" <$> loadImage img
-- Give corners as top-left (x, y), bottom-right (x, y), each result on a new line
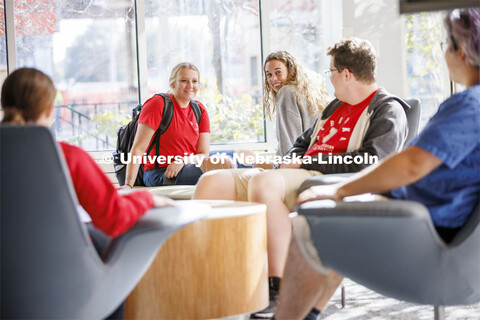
top-left (134, 0), bottom-right (149, 104)
top-left (259, 0), bottom-right (277, 152)
top-left (4, 0), bottom-right (16, 73)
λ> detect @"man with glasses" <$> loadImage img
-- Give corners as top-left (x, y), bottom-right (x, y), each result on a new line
top-left (194, 37), bottom-right (410, 320)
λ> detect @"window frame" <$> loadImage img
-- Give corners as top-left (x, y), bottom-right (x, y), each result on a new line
top-left (2, 0), bottom-right (453, 152)
top-left (136, 0), bottom-right (277, 152)
top-left (3, 0), bottom-right (278, 152)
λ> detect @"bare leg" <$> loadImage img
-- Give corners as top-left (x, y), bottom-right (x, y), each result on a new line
top-left (248, 170), bottom-right (291, 277)
top-left (275, 235), bottom-right (328, 320)
top-left (193, 170), bottom-right (236, 200)
top-left (312, 271), bottom-right (344, 311)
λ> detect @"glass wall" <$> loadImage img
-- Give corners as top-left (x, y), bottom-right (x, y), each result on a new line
top-left (3, 0), bottom-right (452, 151)
top-left (4, 0), bottom-right (345, 150)
top-left (145, 0), bottom-right (264, 144)
top-left (11, 0), bottom-right (138, 150)
top-left (266, 0), bottom-right (337, 94)
top-left (405, 11), bottom-right (449, 129)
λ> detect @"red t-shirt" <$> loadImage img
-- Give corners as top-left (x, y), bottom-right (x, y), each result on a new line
top-left (60, 142), bottom-right (154, 237)
top-left (139, 93), bottom-right (210, 170)
top-left (304, 89), bottom-right (378, 157)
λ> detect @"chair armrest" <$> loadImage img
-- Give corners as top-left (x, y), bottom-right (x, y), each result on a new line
top-left (298, 173), bottom-right (353, 194)
top-left (96, 202), bottom-right (209, 314)
top-left (295, 199), bottom-right (480, 306)
top-left (296, 199), bottom-right (442, 258)
top-left (295, 199), bottom-right (448, 302)
top-left (298, 198), bottom-right (430, 219)
top-left (105, 201), bottom-right (210, 263)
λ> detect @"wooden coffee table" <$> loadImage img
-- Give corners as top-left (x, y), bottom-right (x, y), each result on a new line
top-left (125, 200), bottom-right (268, 319)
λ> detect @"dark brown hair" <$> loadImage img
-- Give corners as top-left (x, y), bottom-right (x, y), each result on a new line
top-left (327, 38), bottom-right (377, 84)
top-left (1, 68), bottom-right (56, 124)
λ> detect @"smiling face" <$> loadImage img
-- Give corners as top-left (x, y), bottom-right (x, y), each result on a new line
top-left (171, 67), bottom-right (199, 104)
top-left (265, 59), bottom-right (289, 92)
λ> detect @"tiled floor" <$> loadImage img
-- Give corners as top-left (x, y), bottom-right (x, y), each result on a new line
top-left (320, 278), bottom-right (480, 319)
top-left (236, 278), bottom-right (479, 320)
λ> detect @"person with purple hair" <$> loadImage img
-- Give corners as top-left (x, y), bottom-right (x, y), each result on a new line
top-left (272, 7), bottom-right (480, 319)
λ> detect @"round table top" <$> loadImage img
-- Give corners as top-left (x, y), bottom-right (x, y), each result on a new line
top-left (148, 185), bottom-right (196, 199)
top-left (176, 200), bottom-right (266, 220)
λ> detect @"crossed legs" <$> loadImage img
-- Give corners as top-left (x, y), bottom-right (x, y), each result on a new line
top-left (194, 168), bottom-right (342, 316)
top-left (194, 168), bottom-right (296, 276)
top-left (195, 168), bottom-right (320, 277)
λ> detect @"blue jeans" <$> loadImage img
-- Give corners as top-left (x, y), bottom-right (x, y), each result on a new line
top-left (143, 164), bottom-right (203, 186)
top-left (210, 150), bottom-right (253, 169)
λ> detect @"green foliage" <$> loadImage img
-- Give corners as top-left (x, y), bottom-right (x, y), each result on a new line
top-left (198, 78), bottom-right (264, 143)
top-left (91, 110), bottom-right (131, 141)
top-left (82, 79), bottom-right (265, 147)
top-left (63, 134), bottom-right (87, 145)
top-left (405, 12), bottom-right (446, 127)
top-left (405, 13), bottom-right (443, 82)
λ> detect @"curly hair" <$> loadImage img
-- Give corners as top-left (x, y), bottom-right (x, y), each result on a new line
top-left (263, 51), bottom-right (331, 119)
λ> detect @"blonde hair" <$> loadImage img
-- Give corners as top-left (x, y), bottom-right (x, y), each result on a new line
top-left (1, 68), bottom-right (56, 124)
top-left (263, 51), bottom-right (330, 119)
top-left (169, 62), bottom-right (201, 89)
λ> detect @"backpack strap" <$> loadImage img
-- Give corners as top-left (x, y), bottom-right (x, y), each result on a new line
top-left (189, 100), bottom-right (202, 124)
top-left (156, 93), bottom-right (174, 133)
top-left (146, 93), bottom-right (203, 169)
top-left (147, 93), bottom-right (174, 169)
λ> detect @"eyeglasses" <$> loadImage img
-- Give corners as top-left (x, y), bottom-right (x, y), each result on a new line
top-left (324, 69), bottom-right (339, 77)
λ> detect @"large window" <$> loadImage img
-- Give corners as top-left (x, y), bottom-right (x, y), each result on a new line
top-left (265, 0), bottom-right (341, 95)
top-left (10, 0), bottom-right (138, 150)
top-left (144, 0), bottom-right (264, 144)
top-left (405, 11), bottom-right (449, 129)
top-left (4, 0), bottom-right (342, 151)
top-left (2, 0), bottom-right (452, 151)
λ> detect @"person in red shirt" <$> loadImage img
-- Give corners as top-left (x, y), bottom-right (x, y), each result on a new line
top-left (122, 62), bottom-right (212, 188)
top-left (1, 68), bottom-right (174, 239)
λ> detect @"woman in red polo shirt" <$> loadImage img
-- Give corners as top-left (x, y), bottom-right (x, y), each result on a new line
top-left (0, 67), bottom-right (174, 238)
top-left (123, 62), bottom-right (212, 188)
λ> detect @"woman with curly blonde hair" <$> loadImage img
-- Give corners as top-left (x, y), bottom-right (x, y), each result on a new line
top-left (264, 51), bottom-right (331, 155)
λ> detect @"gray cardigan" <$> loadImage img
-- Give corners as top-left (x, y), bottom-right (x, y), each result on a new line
top-left (283, 88), bottom-right (410, 173)
top-left (275, 85), bottom-right (318, 156)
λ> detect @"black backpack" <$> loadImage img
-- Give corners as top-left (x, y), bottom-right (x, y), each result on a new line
top-left (113, 93), bottom-right (202, 186)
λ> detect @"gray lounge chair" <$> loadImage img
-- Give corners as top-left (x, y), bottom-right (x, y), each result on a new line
top-left (0, 126), bottom-right (207, 319)
top-left (296, 175), bottom-right (479, 320)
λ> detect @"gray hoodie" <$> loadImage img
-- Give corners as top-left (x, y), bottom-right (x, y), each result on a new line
top-left (283, 88), bottom-right (410, 173)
